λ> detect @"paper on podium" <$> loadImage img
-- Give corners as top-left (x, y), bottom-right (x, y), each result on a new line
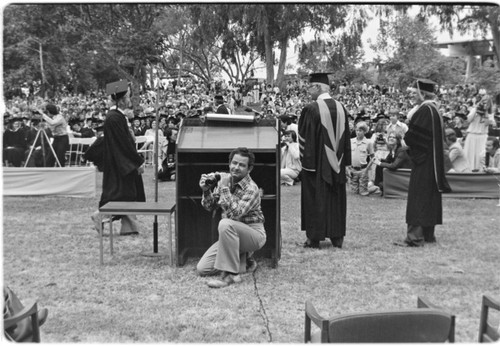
top-left (206, 113), bottom-right (255, 122)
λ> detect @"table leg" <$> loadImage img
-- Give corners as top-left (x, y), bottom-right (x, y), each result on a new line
top-left (99, 214), bottom-right (103, 265)
top-left (110, 214), bottom-right (113, 255)
top-left (168, 212), bottom-right (173, 266)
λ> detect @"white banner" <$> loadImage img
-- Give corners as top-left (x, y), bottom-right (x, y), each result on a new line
top-left (3, 167), bottom-right (97, 198)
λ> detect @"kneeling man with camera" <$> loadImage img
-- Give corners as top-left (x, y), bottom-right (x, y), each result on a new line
top-left (196, 147), bottom-right (267, 288)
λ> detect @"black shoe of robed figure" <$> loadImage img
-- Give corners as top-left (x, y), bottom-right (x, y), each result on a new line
top-left (330, 237), bottom-right (343, 249)
top-left (298, 239), bottom-right (320, 249)
top-left (393, 240), bottom-right (421, 247)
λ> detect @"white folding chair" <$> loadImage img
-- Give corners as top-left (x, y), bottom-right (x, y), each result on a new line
top-left (136, 135), bottom-right (154, 165)
top-left (66, 137), bottom-right (82, 167)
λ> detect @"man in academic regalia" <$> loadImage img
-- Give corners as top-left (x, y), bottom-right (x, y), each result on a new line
top-left (214, 95), bottom-right (229, 114)
top-left (298, 72), bottom-right (351, 249)
top-left (394, 78), bottom-right (451, 247)
top-left (3, 118), bottom-right (28, 167)
top-left (91, 80), bottom-right (146, 236)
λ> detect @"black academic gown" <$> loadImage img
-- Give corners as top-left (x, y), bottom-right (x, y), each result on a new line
top-left (99, 109), bottom-right (145, 208)
top-left (215, 104), bottom-right (229, 114)
top-left (3, 129), bottom-right (27, 167)
top-left (404, 101), bottom-right (451, 227)
top-left (298, 96), bottom-right (351, 241)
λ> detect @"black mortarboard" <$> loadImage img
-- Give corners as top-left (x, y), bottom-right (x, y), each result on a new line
top-left (106, 80), bottom-right (129, 100)
top-left (308, 72), bottom-right (332, 86)
top-left (412, 78), bottom-right (437, 94)
top-left (69, 118), bottom-right (81, 126)
top-left (8, 117), bottom-right (23, 124)
top-left (214, 95), bottom-right (224, 101)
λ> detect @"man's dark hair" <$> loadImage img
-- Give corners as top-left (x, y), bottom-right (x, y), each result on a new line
top-left (229, 147), bottom-right (255, 168)
top-left (45, 104), bottom-right (58, 115)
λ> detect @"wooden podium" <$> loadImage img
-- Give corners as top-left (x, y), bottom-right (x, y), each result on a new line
top-left (175, 116), bottom-right (281, 267)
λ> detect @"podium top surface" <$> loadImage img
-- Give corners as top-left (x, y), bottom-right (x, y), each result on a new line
top-left (177, 125), bottom-right (278, 150)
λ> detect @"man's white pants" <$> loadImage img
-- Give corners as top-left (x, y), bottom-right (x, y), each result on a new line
top-left (196, 219), bottom-right (266, 276)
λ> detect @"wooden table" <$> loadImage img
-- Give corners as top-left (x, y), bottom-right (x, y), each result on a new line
top-left (98, 201), bottom-right (176, 265)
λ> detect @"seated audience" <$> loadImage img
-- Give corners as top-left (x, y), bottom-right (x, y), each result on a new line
top-left (372, 131), bottom-right (412, 194)
top-left (480, 136), bottom-right (500, 174)
top-left (445, 128), bottom-right (471, 173)
top-left (367, 133), bottom-right (389, 183)
top-left (3, 118), bottom-right (27, 167)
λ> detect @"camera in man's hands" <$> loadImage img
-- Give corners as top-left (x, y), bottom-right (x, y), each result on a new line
top-left (204, 173), bottom-right (221, 187)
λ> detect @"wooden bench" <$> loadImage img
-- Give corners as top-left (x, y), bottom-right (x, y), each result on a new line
top-left (98, 201), bottom-right (176, 265)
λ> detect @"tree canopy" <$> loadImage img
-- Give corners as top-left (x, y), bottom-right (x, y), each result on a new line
top-left (2, 3), bottom-right (498, 98)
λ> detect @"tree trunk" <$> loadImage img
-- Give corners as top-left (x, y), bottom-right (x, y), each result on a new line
top-left (131, 63), bottom-right (143, 114)
top-left (178, 33), bottom-right (184, 84)
top-left (263, 16), bottom-right (274, 85)
top-left (276, 36), bottom-right (288, 90)
top-left (38, 41), bottom-right (48, 99)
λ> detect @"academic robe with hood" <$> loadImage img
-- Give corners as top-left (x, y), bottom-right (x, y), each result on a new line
top-left (298, 95), bottom-right (351, 241)
top-left (404, 100), bottom-right (451, 227)
top-left (99, 108), bottom-right (145, 208)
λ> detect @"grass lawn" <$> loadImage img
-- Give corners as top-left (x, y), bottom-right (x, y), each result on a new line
top-left (3, 166), bottom-right (500, 342)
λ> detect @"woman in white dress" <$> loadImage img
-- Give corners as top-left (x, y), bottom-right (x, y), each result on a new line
top-left (463, 95), bottom-right (496, 170)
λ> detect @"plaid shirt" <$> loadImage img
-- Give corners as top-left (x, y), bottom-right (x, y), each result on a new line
top-left (201, 173), bottom-right (265, 224)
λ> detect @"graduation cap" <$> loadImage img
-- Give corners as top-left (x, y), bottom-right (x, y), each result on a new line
top-left (214, 95), bottom-right (224, 101)
top-left (412, 78), bottom-right (437, 94)
top-left (106, 80), bottom-right (129, 100)
top-left (69, 118), bottom-right (81, 127)
top-left (308, 72), bottom-right (332, 86)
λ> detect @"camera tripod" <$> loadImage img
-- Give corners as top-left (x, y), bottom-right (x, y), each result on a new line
top-left (23, 126), bottom-right (62, 168)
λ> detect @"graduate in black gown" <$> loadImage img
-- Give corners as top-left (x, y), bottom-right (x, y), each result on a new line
top-left (91, 80), bottom-right (145, 236)
top-left (394, 79), bottom-right (451, 247)
top-left (298, 73), bottom-right (351, 249)
top-left (3, 118), bottom-right (28, 167)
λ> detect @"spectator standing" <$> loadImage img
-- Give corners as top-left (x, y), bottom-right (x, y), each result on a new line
top-left (280, 130), bottom-right (302, 186)
top-left (39, 104), bottom-right (69, 167)
top-left (386, 108), bottom-right (408, 136)
top-left (298, 72), bottom-right (351, 249)
top-left (395, 79), bottom-right (450, 247)
top-left (464, 94), bottom-right (496, 170)
top-left (347, 121), bottom-right (374, 196)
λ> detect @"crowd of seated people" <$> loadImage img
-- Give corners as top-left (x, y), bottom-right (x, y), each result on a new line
top-left (3, 78), bottom-right (499, 178)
